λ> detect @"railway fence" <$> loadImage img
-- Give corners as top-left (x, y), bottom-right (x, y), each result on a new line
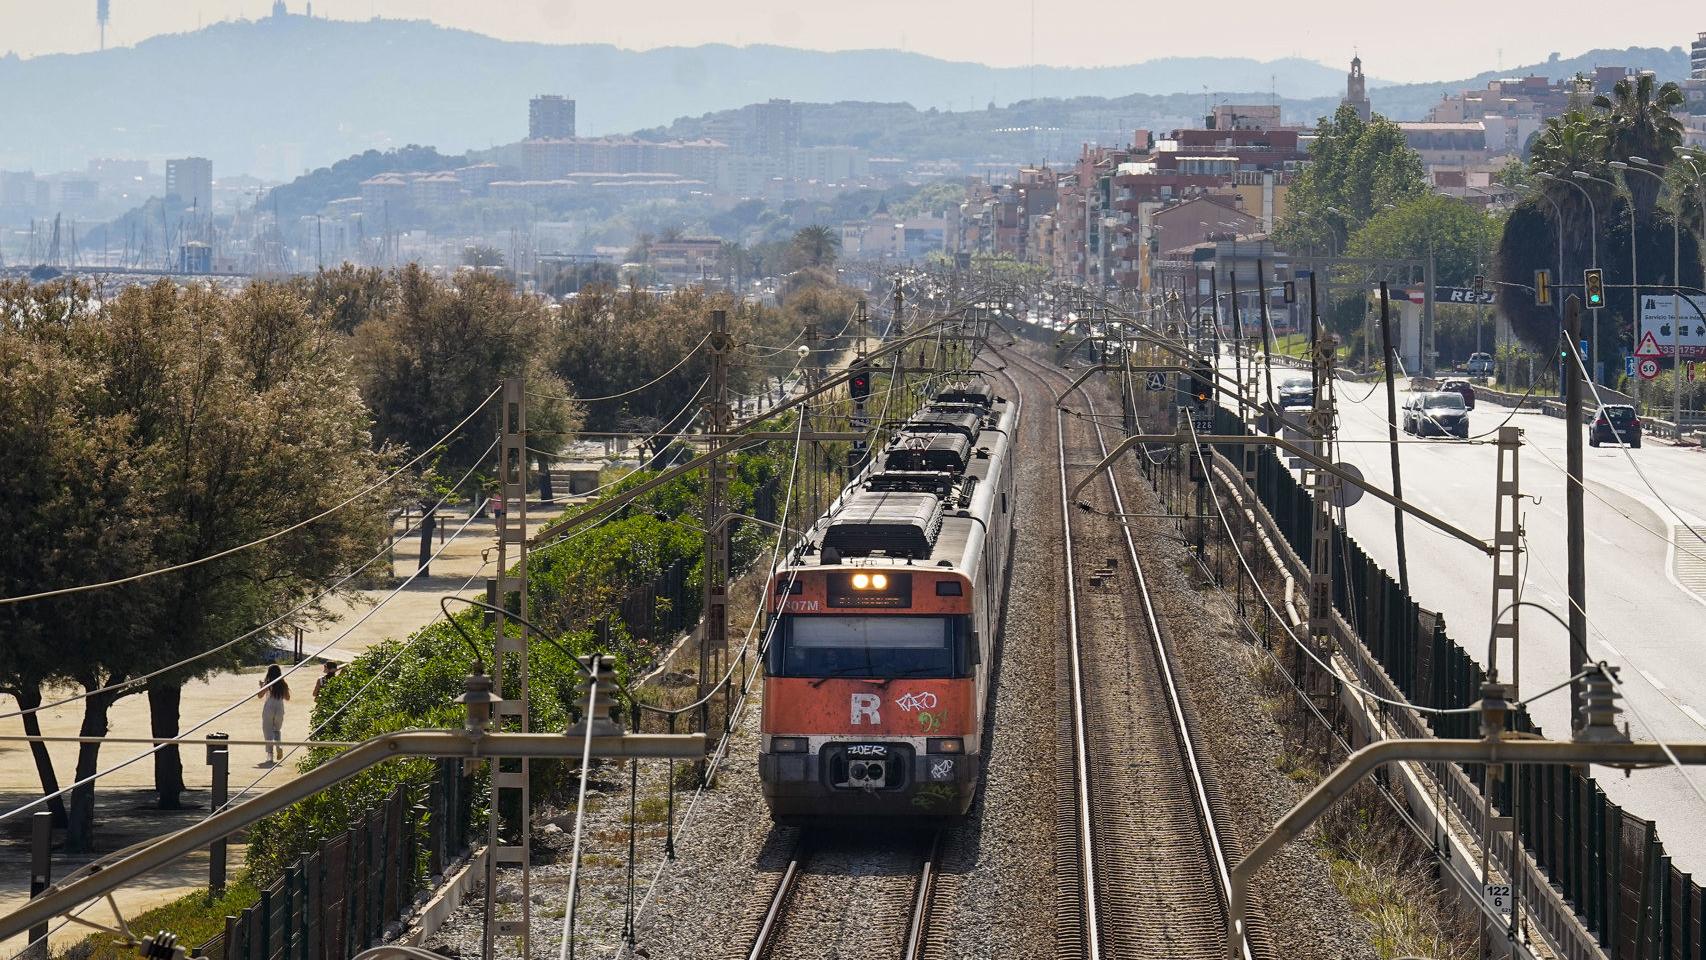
top-left (197, 760), bottom-right (474, 960)
top-left (1210, 402), bottom-right (1705, 960)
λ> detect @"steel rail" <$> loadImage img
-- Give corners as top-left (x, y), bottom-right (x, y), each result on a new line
top-left (1007, 341), bottom-right (1250, 960)
top-left (902, 829), bottom-right (945, 960)
top-left (981, 349), bottom-right (1104, 960)
top-left (1077, 374), bottom-right (1255, 960)
top-left (746, 834), bottom-right (806, 960)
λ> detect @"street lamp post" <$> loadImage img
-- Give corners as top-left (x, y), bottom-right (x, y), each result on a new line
top-left (1580, 170), bottom-right (1635, 395)
top-left (1619, 159), bottom-right (1679, 418)
top-left (1572, 170), bottom-right (1622, 386)
top-left (1538, 171), bottom-right (1600, 382)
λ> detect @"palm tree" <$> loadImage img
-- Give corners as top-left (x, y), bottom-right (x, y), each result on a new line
top-left (790, 225), bottom-right (841, 270)
top-left (1594, 73), bottom-right (1686, 211)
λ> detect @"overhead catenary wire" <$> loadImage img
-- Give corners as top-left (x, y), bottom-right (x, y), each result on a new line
top-left (0, 477), bottom-right (496, 827)
top-left (0, 438), bottom-right (500, 722)
top-left (527, 332), bottom-right (713, 404)
top-left (0, 385), bottom-right (504, 606)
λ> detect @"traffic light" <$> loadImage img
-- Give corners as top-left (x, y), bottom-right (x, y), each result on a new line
top-left (1472, 274), bottom-right (1486, 295)
top-left (1282, 280), bottom-right (1297, 304)
top-left (1584, 268), bottom-right (1605, 308)
top-left (1534, 269), bottom-right (1552, 306)
top-left (849, 360), bottom-right (871, 402)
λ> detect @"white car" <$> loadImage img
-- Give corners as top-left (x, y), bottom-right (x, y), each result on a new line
top-left (1466, 352), bottom-right (1493, 376)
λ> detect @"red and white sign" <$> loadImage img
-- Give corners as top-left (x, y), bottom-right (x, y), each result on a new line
top-left (1636, 331), bottom-right (1665, 358)
top-left (1639, 358), bottom-right (1661, 381)
top-left (1689, 361), bottom-right (1698, 383)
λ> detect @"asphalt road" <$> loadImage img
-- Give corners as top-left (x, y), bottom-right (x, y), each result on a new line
top-left (1231, 357), bottom-right (1706, 873)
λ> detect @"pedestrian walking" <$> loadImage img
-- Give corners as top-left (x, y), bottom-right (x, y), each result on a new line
top-left (257, 664), bottom-right (290, 767)
top-left (313, 661), bottom-right (338, 699)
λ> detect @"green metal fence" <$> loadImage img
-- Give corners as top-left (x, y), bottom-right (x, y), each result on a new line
top-left (1217, 404), bottom-right (1705, 960)
top-left (199, 760), bottom-right (474, 960)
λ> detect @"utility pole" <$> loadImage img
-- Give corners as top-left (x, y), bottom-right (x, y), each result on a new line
top-left (1256, 259), bottom-right (1277, 430)
top-left (482, 378), bottom-right (532, 960)
top-left (1565, 296), bottom-right (1588, 730)
top-left (700, 310), bottom-right (732, 749)
top-left (1306, 318), bottom-right (1340, 662)
top-left (1377, 283), bottom-right (1410, 598)
top-left (1489, 423), bottom-right (1523, 693)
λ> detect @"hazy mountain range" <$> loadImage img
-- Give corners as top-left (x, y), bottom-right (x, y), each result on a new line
top-left (0, 12), bottom-right (1690, 180)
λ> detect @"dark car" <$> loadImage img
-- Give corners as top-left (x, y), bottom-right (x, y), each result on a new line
top-left (1440, 378), bottom-right (1476, 410)
top-left (1590, 405), bottom-right (1641, 448)
top-left (1277, 375), bottom-right (1314, 408)
top-left (1402, 391), bottom-right (1470, 438)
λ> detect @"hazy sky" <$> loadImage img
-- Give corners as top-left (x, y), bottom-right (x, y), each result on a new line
top-left (2, 0), bottom-right (1700, 83)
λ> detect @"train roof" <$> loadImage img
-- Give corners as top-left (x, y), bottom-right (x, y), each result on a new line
top-left (820, 491), bottom-right (943, 559)
top-left (784, 392), bottom-right (1014, 576)
top-left (932, 378), bottom-right (995, 408)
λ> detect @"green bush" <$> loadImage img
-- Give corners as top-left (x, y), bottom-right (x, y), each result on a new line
top-left (61, 881), bottom-right (260, 960)
top-left (240, 438), bottom-right (796, 884)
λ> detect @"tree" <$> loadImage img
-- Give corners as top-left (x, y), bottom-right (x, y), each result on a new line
top-left (1594, 73), bottom-right (1686, 211)
top-left (354, 266), bottom-right (577, 561)
top-left (0, 279), bottom-right (392, 847)
top-left (1498, 84), bottom-right (1697, 357)
top-left (1346, 196), bottom-right (1502, 287)
top-left (789, 225), bottom-right (841, 271)
top-left (300, 263), bottom-right (395, 335)
top-left (1276, 104), bottom-right (1428, 254)
top-left (462, 245), bottom-right (506, 269)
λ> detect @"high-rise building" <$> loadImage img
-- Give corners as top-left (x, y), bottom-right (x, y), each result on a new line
top-left (754, 99), bottom-right (802, 159)
top-left (1693, 31), bottom-right (1706, 80)
top-left (529, 95), bottom-right (577, 140)
top-left (166, 157), bottom-right (213, 211)
top-left (1342, 56), bottom-right (1372, 122)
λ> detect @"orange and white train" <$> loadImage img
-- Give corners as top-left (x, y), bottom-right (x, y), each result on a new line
top-left (760, 379), bottom-right (1017, 818)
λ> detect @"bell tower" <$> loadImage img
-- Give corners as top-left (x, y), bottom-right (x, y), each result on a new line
top-left (1343, 55), bottom-right (1372, 121)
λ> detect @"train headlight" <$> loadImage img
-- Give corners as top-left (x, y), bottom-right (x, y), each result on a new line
top-left (926, 738), bottom-right (964, 754)
top-left (870, 573), bottom-right (888, 589)
top-left (852, 573), bottom-right (870, 589)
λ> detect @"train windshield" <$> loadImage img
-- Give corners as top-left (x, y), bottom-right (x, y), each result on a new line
top-left (770, 615), bottom-right (967, 678)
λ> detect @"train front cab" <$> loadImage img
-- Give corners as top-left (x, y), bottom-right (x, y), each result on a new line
top-left (760, 568), bottom-right (983, 818)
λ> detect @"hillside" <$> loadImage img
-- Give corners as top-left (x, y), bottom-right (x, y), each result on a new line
top-left (0, 14), bottom-right (1364, 178)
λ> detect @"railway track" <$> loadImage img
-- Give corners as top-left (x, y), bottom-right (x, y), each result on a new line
top-left (998, 340), bottom-right (1256, 960)
top-left (746, 828), bottom-right (944, 960)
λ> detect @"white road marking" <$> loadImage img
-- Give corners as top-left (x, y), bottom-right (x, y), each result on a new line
top-left (1640, 669), bottom-right (1669, 691)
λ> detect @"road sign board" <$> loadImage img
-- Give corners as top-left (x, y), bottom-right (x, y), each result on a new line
top-left (1636, 330), bottom-right (1664, 358)
top-left (1435, 286), bottom-right (1497, 305)
top-left (1145, 372), bottom-right (1166, 392)
top-left (1639, 295), bottom-right (1706, 358)
top-left (1639, 358), bottom-right (1661, 381)
top-left (1626, 356), bottom-right (1637, 378)
top-left (1327, 463), bottom-right (1366, 510)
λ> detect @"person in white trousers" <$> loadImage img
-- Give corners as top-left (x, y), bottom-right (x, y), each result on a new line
top-left (257, 664), bottom-right (290, 767)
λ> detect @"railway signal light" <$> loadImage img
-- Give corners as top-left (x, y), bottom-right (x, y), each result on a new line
top-left (849, 360), bottom-right (871, 402)
top-left (1584, 269), bottom-right (1605, 309)
top-left (1190, 364), bottom-right (1216, 406)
